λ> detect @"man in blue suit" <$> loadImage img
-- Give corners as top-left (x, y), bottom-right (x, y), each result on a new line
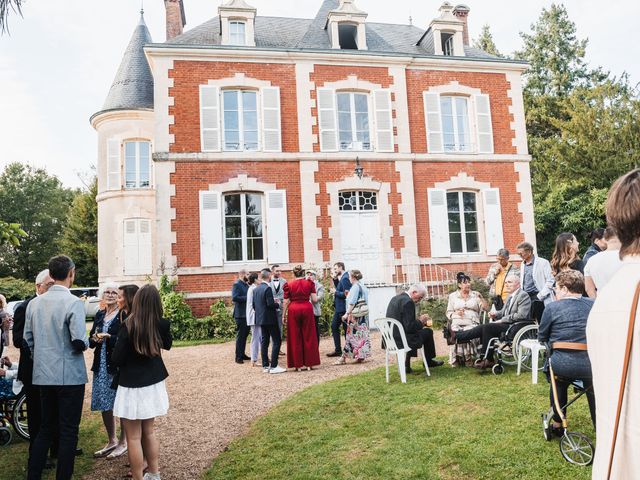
top-left (327, 262), bottom-right (352, 357)
top-left (254, 269), bottom-right (285, 374)
top-left (232, 268), bottom-right (250, 364)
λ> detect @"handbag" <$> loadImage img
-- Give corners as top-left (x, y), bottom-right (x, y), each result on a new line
top-left (607, 281), bottom-right (640, 479)
top-left (350, 285), bottom-right (369, 318)
top-left (344, 322), bottom-right (371, 360)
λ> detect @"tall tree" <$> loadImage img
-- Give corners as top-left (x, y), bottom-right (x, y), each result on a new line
top-left (59, 177), bottom-right (98, 286)
top-left (0, 220), bottom-right (25, 246)
top-left (0, 163), bottom-right (74, 280)
top-left (515, 4), bottom-right (591, 97)
top-left (0, 0), bottom-right (22, 33)
top-left (473, 24), bottom-right (502, 57)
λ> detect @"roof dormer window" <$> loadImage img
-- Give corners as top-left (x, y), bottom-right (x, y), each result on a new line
top-left (442, 32), bottom-right (454, 56)
top-left (218, 0), bottom-right (256, 47)
top-left (229, 21), bottom-right (246, 46)
top-left (338, 23), bottom-right (358, 50)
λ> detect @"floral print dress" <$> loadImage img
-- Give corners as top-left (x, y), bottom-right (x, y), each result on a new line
top-left (91, 309), bottom-right (118, 412)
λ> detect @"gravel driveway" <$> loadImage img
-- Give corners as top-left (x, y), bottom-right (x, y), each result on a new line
top-left (6, 331), bottom-right (447, 480)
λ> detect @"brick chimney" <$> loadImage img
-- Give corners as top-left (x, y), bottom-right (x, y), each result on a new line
top-left (453, 4), bottom-right (470, 46)
top-left (165, 0), bottom-right (186, 40)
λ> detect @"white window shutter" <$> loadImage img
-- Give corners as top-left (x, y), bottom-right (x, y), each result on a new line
top-left (266, 190), bottom-right (289, 264)
top-left (317, 88), bottom-right (338, 152)
top-left (423, 92), bottom-right (444, 153)
top-left (199, 191), bottom-right (223, 267)
top-left (123, 220), bottom-right (138, 275)
top-left (200, 85), bottom-right (221, 152)
top-left (373, 89), bottom-right (394, 153)
top-left (107, 139), bottom-right (120, 190)
top-left (427, 189), bottom-right (450, 257)
top-left (138, 219), bottom-right (153, 275)
top-left (261, 86), bottom-right (282, 152)
top-left (475, 94), bottom-right (494, 154)
top-left (482, 188), bottom-right (504, 256)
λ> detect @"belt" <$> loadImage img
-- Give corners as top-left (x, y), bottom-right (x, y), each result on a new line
top-left (552, 341), bottom-right (588, 351)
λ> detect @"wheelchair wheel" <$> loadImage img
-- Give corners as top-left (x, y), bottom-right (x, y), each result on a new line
top-left (560, 432), bottom-right (594, 466)
top-left (498, 344), bottom-right (518, 366)
top-left (513, 325), bottom-right (541, 371)
top-left (0, 426), bottom-right (12, 446)
top-left (11, 392), bottom-right (29, 441)
top-left (492, 364), bottom-right (504, 375)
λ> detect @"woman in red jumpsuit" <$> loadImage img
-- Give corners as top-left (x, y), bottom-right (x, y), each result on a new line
top-left (283, 266), bottom-right (320, 370)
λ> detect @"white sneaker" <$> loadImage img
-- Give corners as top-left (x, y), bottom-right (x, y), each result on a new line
top-left (143, 473), bottom-right (161, 480)
top-left (269, 366), bottom-right (286, 374)
top-left (262, 367), bottom-right (270, 373)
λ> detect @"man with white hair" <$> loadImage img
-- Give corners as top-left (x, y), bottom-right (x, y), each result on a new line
top-left (452, 274), bottom-right (531, 369)
top-left (11, 269), bottom-right (57, 459)
top-left (385, 284), bottom-right (443, 373)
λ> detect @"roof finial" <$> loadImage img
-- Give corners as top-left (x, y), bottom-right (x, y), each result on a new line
top-left (140, 0), bottom-right (144, 17)
top-left (409, 15), bottom-right (413, 26)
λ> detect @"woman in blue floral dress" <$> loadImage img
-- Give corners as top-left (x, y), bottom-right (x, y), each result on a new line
top-left (90, 283), bottom-right (125, 458)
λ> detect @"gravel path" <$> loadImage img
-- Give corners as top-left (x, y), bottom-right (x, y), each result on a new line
top-left (6, 331), bottom-right (447, 480)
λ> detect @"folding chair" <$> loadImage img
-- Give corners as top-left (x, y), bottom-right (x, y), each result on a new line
top-left (374, 317), bottom-right (430, 383)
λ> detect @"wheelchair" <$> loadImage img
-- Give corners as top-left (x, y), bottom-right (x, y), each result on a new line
top-left (541, 362), bottom-right (594, 466)
top-left (0, 379), bottom-right (29, 446)
top-left (476, 320), bottom-right (539, 375)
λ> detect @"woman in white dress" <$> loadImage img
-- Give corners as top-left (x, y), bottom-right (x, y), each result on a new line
top-left (112, 285), bottom-right (172, 480)
top-left (587, 168), bottom-right (640, 479)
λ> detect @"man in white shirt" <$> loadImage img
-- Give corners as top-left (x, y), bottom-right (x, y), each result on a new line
top-left (584, 227), bottom-right (624, 298)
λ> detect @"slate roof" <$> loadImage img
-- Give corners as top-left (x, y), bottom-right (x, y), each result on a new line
top-left (160, 0), bottom-right (511, 62)
top-left (93, 14), bottom-right (154, 120)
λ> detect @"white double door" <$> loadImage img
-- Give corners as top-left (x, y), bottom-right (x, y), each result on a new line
top-left (340, 211), bottom-right (382, 283)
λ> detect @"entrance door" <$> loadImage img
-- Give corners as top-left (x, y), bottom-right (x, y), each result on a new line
top-left (339, 191), bottom-right (382, 282)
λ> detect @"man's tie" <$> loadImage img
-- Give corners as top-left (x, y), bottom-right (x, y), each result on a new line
top-left (503, 295), bottom-right (513, 314)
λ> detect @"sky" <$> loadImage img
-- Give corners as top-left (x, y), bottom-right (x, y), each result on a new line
top-left (0, 0), bottom-right (638, 189)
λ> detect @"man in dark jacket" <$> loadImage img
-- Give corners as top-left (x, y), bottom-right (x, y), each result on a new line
top-left (453, 274), bottom-right (531, 369)
top-left (327, 262), bottom-right (352, 357)
top-left (386, 284), bottom-right (443, 373)
top-left (232, 268), bottom-right (250, 364)
top-left (11, 269), bottom-right (56, 458)
top-left (254, 269), bottom-right (285, 374)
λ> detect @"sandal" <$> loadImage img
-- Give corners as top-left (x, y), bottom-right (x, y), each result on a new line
top-left (94, 444), bottom-right (117, 457)
top-left (107, 444), bottom-right (128, 459)
top-left (333, 357), bottom-right (346, 365)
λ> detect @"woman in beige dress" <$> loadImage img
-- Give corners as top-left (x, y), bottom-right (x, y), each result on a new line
top-left (446, 272), bottom-right (487, 366)
top-left (587, 168), bottom-right (640, 478)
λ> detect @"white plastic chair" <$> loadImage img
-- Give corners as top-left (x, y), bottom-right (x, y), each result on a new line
top-left (374, 317), bottom-right (431, 383)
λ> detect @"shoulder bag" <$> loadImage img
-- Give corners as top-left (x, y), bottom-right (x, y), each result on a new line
top-left (351, 285), bottom-right (369, 318)
top-left (607, 280), bottom-right (640, 479)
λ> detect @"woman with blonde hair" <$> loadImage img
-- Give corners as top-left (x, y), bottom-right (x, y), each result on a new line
top-left (336, 269), bottom-right (371, 365)
top-left (112, 285), bottom-right (172, 480)
top-left (550, 232), bottom-right (584, 275)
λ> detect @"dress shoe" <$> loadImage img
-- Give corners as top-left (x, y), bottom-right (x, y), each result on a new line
top-left (235, 359), bottom-right (244, 364)
top-left (326, 351), bottom-right (342, 357)
top-left (427, 359), bottom-right (444, 367)
top-left (474, 359), bottom-right (495, 370)
top-left (241, 354), bottom-right (251, 360)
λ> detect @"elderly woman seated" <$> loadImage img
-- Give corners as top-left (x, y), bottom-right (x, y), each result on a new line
top-left (0, 356), bottom-right (19, 398)
top-left (538, 270), bottom-right (596, 435)
top-left (446, 272), bottom-right (487, 367)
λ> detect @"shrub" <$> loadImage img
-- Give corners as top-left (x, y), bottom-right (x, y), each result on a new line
top-left (0, 276), bottom-right (33, 301)
top-left (207, 301), bottom-right (236, 339)
top-left (419, 297), bottom-right (448, 329)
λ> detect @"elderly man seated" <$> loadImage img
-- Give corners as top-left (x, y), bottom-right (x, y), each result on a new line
top-left (385, 284), bottom-right (443, 373)
top-left (0, 356), bottom-right (19, 397)
top-left (451, 274), bottom-right (531, 369)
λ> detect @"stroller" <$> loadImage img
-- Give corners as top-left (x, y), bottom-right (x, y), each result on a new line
top-left (0, 377), bottom-right (29, 446)
top-left (541, 361), bottom-right (594, 466)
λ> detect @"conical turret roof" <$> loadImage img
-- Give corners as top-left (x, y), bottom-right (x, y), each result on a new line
top-left (94, 13), bottom-right (154, 118)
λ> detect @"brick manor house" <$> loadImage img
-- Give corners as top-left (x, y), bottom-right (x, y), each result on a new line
top-left (91, 0), bottom-right (534, 316)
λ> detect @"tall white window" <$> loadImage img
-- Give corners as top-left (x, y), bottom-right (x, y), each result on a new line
top-left (224, 193), bottom-right (264, 262)
top-left (447, 191), bottom-right (479, 254)
top-left (441, 96), bottom-right (471, 152)
top-left (222, 90), bottom-right (259, 151)
top-left (123, 218), bottom-right (152, 275)
top-left (442, 33), bottom-right (454, 56)
top-left (124, 141), bottom-right (151, 189)
top-left (229, 21), bottom-right (246, 46)
top-left (337, 92), bottom-right (371, 151)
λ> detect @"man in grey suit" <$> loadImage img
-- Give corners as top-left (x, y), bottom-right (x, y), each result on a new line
top-left (453, 274), bottom-right (531, 369)
top-left (25, 255), bottom-right (88, 480)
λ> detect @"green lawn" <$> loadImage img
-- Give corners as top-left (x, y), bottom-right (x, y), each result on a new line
top-left (1, 412), bottom-right (103, 480)
top-left (205, 363), bottom-right (595, 480)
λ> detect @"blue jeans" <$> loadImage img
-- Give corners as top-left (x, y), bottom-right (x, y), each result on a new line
top-left (331, 310), bottom-right (346, 354)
